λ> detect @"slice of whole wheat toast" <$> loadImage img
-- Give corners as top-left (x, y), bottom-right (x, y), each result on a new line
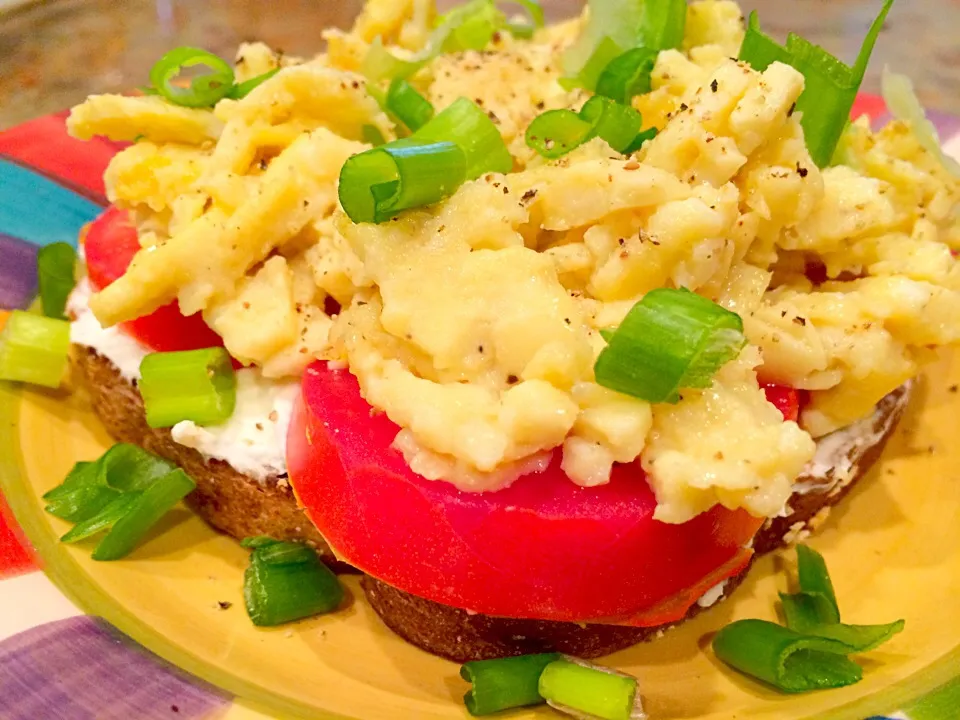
top-left (74, 344), bottom-right (912, 660)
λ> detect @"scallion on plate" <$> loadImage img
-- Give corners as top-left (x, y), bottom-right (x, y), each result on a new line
top-left (0, 310), bottom-right (71, 389)
top-left (139, 347), bottom-right (237, 428)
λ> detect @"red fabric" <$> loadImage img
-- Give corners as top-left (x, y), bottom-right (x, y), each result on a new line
top-left (0, 111), bottom-right (124, 198)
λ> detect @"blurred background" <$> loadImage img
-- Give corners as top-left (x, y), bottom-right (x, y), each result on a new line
top-left (0, 0), bottom-right (955, 128)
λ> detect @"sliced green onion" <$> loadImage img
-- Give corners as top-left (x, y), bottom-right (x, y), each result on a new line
top-left (716, 545), bottom-right (906, 694)
top-left (96, 442), bottom-right (177, 493)
top-left (738, 0), bottom-right (895, 167)
top-left (386, 78), bottom-right (435, 132)
top-left (241, 535), bottom-right (281, 549)
top-left (0, 310), bottom-right (70, 388)
top-left (37, 242), bottom-right (77, 320)
top-left (595, 288), bottom-right (746, 404)
top-left (713, 619), bottom-right (863, 693)
top-left (538, 659), bottom-right (637, 720)
top-left (227, 68), bottom-right (281, 100)
top-left (361, 124), bottom-right (387, 147)
top-left (795, 544), bottom-right (840, 622)
top-left (363, 0), bottom-right (542, 84)
top-left (881, 66), bottom-right (960, 177)
top-left (500, 0), bottom-right (545, 39)
top-left (244, 540), bottom-right (344, 626)
top-left (92, 469), bottom-right (196, 560)
top-left (417, 97), bottom-right (513, 177)
top-left (340, 98), bottom-right (510, 223)
top-left (460, 653), bottom-right (559, 716)
top-left (60, 493), bottom-right (141, 543)
top-left (139, 347), bottom-right (237, 428)
top-left (562, 0), bottom-right (685, 91)
top-left (624, 126), bottom-right (658, 153)
top-left (596, 47), bottom-right (658, 104)
top-left (526, 96), bottom-right (650, 159)
top-left (44, 461), bottom-right (120, 524)
top-left (148, 47), bottom-right (236, 108)
top-left (339, 139), bottom-right (466, 224)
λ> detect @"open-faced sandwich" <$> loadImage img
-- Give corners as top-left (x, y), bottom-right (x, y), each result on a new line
top-left (3, 0), bottom-right (960, 713)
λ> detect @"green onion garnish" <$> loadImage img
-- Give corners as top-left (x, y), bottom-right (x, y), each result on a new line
top-left (538, 659), bottom-right (638, 720)
top-left (340, 97), bottom-right (510, 224)
top-left (339, 139), bottom-right (466, 224)
top-left (92, 469), bottom-right (195, 561)
top-left (713, 619), bottom-right (864, 693)
top-left (386, 78), bottom-right (435, 132)
top-left (738, 0), bottom-right (895, 167)
top-left (148, 47), bottom-right (236, 108)
top-left (714, 545), bottom-right (905, 693)
top-left (226, 68), bottom-right (281, 100)
top-left (361, 124), bottom-right (387, 147)
top-left (363, 0), bottom-right (544, 82)
top-left (243, 538), bottom-right (344, 626)
top-left (37, 242), bottom-right (77, 320)
top-left (416, 97), bottom-right (512, 177)
top-left (562, 0), bottom-right (686, 92)
top-left (44, 443), bottom-right (194, 560)
top-left (595, 47), bottom-right (659, 105)
top-left (0, 310), bottom-right (70, 389)
top-left (43, 461), bottom-right (120, 524)
top-left (594, 288), bottom-right (746, 404)
top-left (139, 347), bottom-right (237, 429)
top-left (460, 653), bottom-right (560, 716)
top-left (526, 96), bottom-right (654, 159)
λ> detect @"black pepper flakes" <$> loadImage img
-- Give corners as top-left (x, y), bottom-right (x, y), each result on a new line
top-left (679, 103), bottom-right (689, 111)
top-left (788, 102), bottom-right (796, 117)
top-left (793, 316), bottom-right (807, 326)
top-left (949, 384), bottom-right (958, 393)
top-left (218, 601), bottom-right (233, 610)
top-left (710, 79), bottom-right (718, 93)
top-left (506, 374), bottom-right (519, 385)
top-left (796, 163), bottom-right (809, 178)
top-left (521, 189), bottom-right (537, 202)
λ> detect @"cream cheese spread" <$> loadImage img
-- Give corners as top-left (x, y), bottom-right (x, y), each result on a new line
top-left (68, 279), bottom-right (297, 482)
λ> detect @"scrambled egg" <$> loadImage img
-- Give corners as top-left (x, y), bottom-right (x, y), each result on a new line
top-left (65, 0), bottom-right (960, 524)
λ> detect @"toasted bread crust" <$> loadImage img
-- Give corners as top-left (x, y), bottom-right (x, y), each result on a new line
top-left (74, 346), bottom-right (342, 566)
top-left (75, 345), bottom-right (912, 660)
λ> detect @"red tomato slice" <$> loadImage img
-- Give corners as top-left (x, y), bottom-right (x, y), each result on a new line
top-left (289, 362), bottom-right (763, 626)
top-left (83, 206), bottom-right (226, 353)
top-left (761, 383), bottom-right (801, 423)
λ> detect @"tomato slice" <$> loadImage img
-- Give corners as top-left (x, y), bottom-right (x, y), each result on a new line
top-left (761, 383), bottom-right (801, 423)
top-left (288, 362), bottom-right (763, 626)
top-left (83, 206), bottom-right (226, 353)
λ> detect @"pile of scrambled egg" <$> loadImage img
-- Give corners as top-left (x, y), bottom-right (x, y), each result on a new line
top-left (67, 0), bottom-right (960, 524)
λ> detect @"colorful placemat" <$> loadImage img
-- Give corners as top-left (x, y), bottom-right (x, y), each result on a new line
top-left (0, 100), bottom-right (959, 720)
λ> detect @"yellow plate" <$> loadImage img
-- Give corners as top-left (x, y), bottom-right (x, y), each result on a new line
top-left (1, 349), bottom-right (958, 720)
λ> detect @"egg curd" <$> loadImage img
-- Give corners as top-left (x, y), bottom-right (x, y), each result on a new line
top-left (65, 0), bottom-right (960, 524)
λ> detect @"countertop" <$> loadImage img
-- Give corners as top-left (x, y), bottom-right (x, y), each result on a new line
top-left (0, 0), bottom-right (955, 129)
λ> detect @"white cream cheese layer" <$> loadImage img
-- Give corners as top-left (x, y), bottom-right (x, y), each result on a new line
top-left (68, 279), bottom-right (297, 482)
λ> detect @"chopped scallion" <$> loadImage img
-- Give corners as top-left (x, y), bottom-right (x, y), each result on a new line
top-left (44, 444), bottom-right (195, 560)
top-left (340, 97), bottom-right (510, 223)
top-left (562, 0), bottom-right (685, 92)
top-left (595, 288), bottom-right (746, 404)
top-left (37, 242), bottom-right (77, 320)
top-left (243, 539), bottom-right (344, 626)
top-left (363, 0), bottom-right (543, 83)
top-left (714, 545), bottom-right (905, 693)
top-left (362, 124), bottom-right (387, 147)
top-left (713, 619), bottom-right (864, 693)
top-left (416, 97), bottom-right (513, 178)
top-left (0, 310), bottom-right (70, 389)
top-left (148, 47), bottom-right (236, 108)
top-left (526, 95), bottom-right (652, 159)
top-left (538, 659), bottom-right (637, 720)
top-left (92, 469), bottom-right (196, 561)
top-left (339, 139), bottom-right (466, 224)
top-left (738, 0), bottom-right (895, 167)
top-left (226, 68), bottom-right (281, 100)
top-left (595, 47), bottom-right (659, 104)
top-left (460, 653), bottom-right (559, 716)
top-left (386, 78), bottom-right (435, 132)
top-left (139, 347), bottom-right (237, 428)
